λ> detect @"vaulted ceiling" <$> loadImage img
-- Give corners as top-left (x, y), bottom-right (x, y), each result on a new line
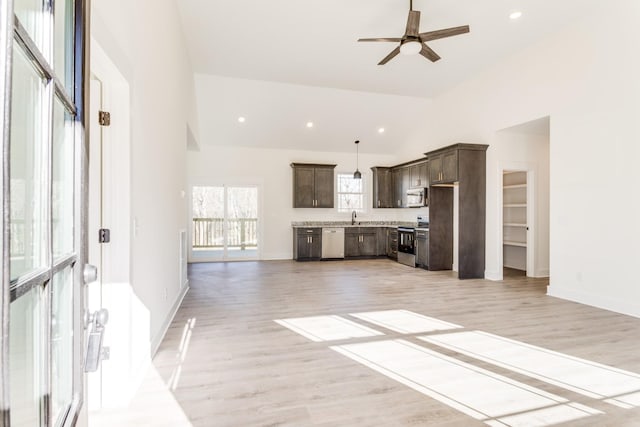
top-left (176, 0), bottom-right (601, 153)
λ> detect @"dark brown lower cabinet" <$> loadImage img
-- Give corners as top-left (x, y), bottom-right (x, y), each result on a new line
top-left (376, 228), bottom-right (388, 255)
top-left (293, 228), bottom-right (322, 260)
top-left (415, 229), bottom-right (429, 269)
top-left (387, 228), bottom-right (398, 260)
top-left (345, 228), bottom-right (377, 258)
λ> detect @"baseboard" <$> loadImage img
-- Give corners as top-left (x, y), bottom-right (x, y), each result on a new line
top-left (485, 270), bottom-right (502, 281)
top-left (547, 286), bottom-right (640, 319)
top-left (533, 269), bottom-right (549, 278)
top-left (262, 252), bottom-right (292, 260)
top-left (151, 284), bottom-right (189, 356)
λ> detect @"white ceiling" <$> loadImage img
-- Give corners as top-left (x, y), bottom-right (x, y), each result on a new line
top-left (177, 0), bottom-right (601, 98)
top-left (176, 0), bottom-right (600, 154)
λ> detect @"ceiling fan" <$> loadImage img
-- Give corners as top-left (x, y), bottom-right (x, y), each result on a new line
top-left (358, 0), bottom-right (470, 65)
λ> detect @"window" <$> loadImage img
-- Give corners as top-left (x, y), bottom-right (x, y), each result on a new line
top-left (337, 173), bottom-right (365, 212)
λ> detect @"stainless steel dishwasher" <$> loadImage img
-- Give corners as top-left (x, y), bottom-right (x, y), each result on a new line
top-left (321, 227), bottom-right (345, 259)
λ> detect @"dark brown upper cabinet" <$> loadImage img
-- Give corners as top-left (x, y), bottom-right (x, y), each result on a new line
top-left (291, 163), bottom-right (336, 208)
top-left (429, 149), bottom-right (459, 185)
top-left (409, 160), bottom-right (429, 188)
top-left (371, 167), bottom-right (393, 208)
top-left (372, 159), bottom-right (427, 208)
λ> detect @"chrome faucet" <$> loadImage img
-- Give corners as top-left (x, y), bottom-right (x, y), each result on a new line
top-left (351, 210), bottom-right (357, 225)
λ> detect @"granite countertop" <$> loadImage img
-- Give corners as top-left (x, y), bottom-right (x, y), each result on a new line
top-left (291, 221), bottom-right (418, 228)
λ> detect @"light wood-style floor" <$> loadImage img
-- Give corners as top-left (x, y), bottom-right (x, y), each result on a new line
top-left (105, 259), bottom-right (640, 426)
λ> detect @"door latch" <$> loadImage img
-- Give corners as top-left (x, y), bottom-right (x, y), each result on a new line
top-left (84, 308), bottom-right (110, 372)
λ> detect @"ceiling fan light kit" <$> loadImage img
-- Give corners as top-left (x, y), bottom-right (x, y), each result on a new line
top-left (358, 0), bottom-right (470, 65)
top-left (400, 40), bottom-right (422, 55)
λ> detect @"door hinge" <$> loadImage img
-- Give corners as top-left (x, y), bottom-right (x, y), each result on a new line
top-left (98, 110), bottom-right (111, 126)
top-left (99, 228), bottom-right (111, 243)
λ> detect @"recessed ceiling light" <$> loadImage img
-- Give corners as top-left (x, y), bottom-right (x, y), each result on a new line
top-left (238, 116), bottom-right (246, 123)
top-left (306, 122), bottom-right (314, 128)
top-left (378, 127), bottom-right (385, 134)
top-left (509, 11), bottom-right (522, 20)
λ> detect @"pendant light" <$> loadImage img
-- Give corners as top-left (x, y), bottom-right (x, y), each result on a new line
top-left (353, 140), bottom-right (362, 179)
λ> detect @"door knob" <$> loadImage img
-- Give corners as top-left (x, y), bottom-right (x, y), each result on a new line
top-left (83, 264), bottom-right (98, 285)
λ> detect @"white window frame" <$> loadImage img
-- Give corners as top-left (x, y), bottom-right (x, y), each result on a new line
top-left (336, 173), bottom-right (366, 213)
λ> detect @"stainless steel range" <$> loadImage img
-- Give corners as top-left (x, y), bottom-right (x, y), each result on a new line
top-left (397, 216), bottom-right (429, 268)
top-left (397, 226), bottom-right (416, 267)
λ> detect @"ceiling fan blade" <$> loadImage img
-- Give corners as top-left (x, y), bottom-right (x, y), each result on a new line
top-left (378, 46), bottom-right (401, 65)
top-left (419, 44), bottom-right (441, 62)
top-left (358, 37), bottom-right (402, 43)
top-left (419, 25), bottom-right (470, 42)
top-left (405, 10), bottom-right (421, 36)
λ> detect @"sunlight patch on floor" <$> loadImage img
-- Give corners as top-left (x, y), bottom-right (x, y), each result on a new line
top-left (350, 309), bottom-right (462, 334)
top-left (167, 318), bottom-right (196, 391)
top-left (274, 315), bottom-right (384, 342)
top-left (420, 331), bottom-right (640, 408)
top-left (89, 366), bottom-right (193, 427)
top-left (331, 339), bottom-right (602, 427)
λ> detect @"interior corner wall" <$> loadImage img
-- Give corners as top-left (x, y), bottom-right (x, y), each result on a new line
top-left (91, 0), bottom-right (196, 350)
top-left (410, 2), bottom-right (640, 317)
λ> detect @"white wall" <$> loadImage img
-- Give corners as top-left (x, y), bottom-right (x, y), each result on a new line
top-left (91, 0), bottom-right (198, 349)
top-left (405, 2), bottom-right (640, 317)
top-left (188, 145), bottom-right (427, 260)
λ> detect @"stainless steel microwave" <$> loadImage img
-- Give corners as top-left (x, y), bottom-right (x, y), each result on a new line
top-left (407, 188), bottom-right (428, 207)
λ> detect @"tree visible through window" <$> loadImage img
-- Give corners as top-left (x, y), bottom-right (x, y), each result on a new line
top-left (337, 173), bottom-right (364, 212)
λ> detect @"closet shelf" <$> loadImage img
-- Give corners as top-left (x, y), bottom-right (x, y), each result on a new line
top-left (504, 184), bottom-right (527, 189)
top-left (503, 203), bottom-right (526, 208)
top-left (504, 223), bottom-right (527, 228)
top-left (503, 240), bottom-right (527, 248)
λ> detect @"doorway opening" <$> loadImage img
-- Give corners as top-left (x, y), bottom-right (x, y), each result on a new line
top-left (496, 116), bottom-right (550, 279)
top-left (190, 185), bottom-right (260, 261)
top-left (503, 170), bottom-right (528, 276)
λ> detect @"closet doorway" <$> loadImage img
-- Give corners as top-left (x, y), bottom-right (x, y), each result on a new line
top-left (496, 116), bottom-right (550, 279)
top-left (503, 171), bottom-right (529, 276)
